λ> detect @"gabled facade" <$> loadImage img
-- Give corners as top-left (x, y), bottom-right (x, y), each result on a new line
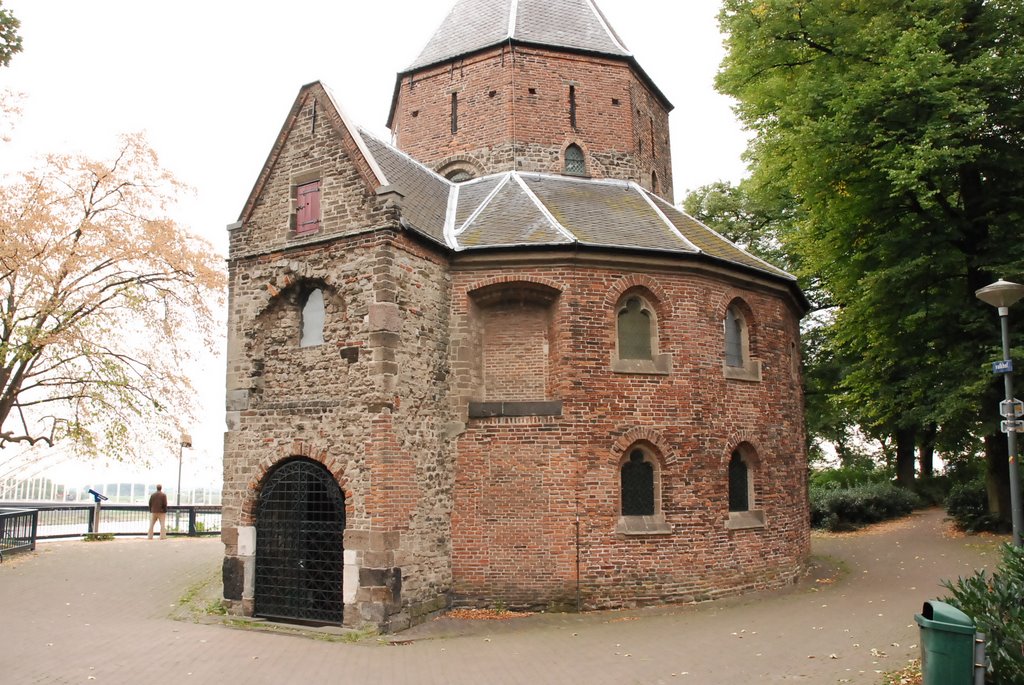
top-left (222, 1), bottom-right (810, 633)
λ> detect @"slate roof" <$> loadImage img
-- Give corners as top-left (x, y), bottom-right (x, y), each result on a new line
top-left (355, 129), bottom-right (794, 282)
top-left (408, 0), bottom-right (630, 71)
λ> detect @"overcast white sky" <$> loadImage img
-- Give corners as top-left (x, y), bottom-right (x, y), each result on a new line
top-left (0, 0), bottom-right (748, 488)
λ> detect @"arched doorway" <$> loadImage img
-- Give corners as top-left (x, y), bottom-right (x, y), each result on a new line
top-left (255, 459), bottom-right (346, 624)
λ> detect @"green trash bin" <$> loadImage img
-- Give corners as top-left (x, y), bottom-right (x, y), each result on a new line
top-left (914, 600), bottom-right (978, 685)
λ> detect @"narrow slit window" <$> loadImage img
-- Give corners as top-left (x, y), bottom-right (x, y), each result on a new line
top-left (725, 306), bottom-right (744, 367)
top-left (300, 289), bottom-right (325, 347)
top-left (569, 85), bottom-right (577, 129)
top-left (451, 92), bottom-right (458, 135)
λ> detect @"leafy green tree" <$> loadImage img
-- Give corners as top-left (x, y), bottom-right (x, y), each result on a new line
top-left (717, 0), bottom-right (1024, 512)
top-left (0, 1), bottom-right (21, 68)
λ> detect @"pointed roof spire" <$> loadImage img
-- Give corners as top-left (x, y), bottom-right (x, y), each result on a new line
top-left (407, 0), bottom-right (631, 71)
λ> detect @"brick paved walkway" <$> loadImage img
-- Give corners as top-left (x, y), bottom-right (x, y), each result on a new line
top-left (0, 509), bottom-right (1002, 684)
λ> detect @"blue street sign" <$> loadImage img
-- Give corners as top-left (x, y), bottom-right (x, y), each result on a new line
top-left (993, 359), bottom-right (1013, 374)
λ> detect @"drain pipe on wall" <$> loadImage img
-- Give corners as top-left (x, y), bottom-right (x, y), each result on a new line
top-left (575, 496), bottom-right (581, 613)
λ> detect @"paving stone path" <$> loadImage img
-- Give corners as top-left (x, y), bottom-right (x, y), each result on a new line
top-left (0, 508), bottom-right (1003, 684)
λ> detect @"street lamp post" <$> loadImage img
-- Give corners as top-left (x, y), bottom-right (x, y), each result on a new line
top-left (976, 279), bottom-right (1024, 547)
top-left (176, 432), bottom-right (192, 532)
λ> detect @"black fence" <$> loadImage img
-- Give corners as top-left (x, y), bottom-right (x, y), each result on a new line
top-left (0, 508), bottom-right (39, 558)
top-left (0, 502), bottom-right (221, 544)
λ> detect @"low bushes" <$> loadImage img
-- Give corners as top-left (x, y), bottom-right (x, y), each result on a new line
top-left (946, 478), bottom-right (1008, 534)
top-left (810, 481), bottom-right (921, 531)
top-left (943, 544), bottom-right (1024, 684)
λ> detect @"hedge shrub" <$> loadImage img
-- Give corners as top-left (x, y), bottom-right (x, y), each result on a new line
top-left (943, 544), bottom-right (1024, 684)
top-left (810, 482), bottom-right (921, 531)
top-left (946, 478), bottom-right (1006, 534)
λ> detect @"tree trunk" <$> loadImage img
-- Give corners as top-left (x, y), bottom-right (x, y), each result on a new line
top-left (895, 426), bottom-right (917, 488)
top-left (918, 424), bottom-right (937, 478)
top-left (984, 433), bottom-right (1012, 526)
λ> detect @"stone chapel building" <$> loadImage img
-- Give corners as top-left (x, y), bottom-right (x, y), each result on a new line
top-left (221, 0), bottom-right (811, 632)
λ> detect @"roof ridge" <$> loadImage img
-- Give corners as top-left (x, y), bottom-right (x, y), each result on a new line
top-left (320, 86), bottom-right (389, 188)
top-left (511, 172), bottom-right (578, 243)
top-left (650, 194), bottom-right (797, 281)
top-left (355, 126), bottom-right (451, 187)
top-left (443, 182), bottom-right (461, 250)
top-left (636, 185), bottom-right (700, 253)
top-left (456, 174), bottom-right (512, 237)
top-left (585, 0), bottom-right (630, 54)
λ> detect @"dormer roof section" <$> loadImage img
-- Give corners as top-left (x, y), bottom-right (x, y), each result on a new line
top-left (407, 0), bottom-right (630, 72)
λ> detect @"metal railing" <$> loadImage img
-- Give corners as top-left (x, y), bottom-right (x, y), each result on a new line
top-left (0, 502), bottom-right (221, 542)
top-left (0, 508), bottom-right (39, 558)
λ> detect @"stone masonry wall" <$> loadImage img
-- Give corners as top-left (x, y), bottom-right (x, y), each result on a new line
top-left (390, 45), bottom-right (673, 198)
top-left (448, 259), bottom-right (808, 610)
top-left (222, 85), bottom-right (456, 631)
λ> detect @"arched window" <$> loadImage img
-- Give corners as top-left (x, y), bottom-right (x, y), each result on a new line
top-left (447, 170), bottom-right (473, 183)
top-left (724, 306), bottom-right (744, 367)
top-left (726, 446), bottom-right (765, 529)
top-left (612, 291), bottom-right (670, 374)
top-left (564, 144), bottom-right (585, 176)
top-left (723, 301), bottom-right (762, 381)
top-left (616, 445), bottom-right (672, 535)
top-left (617, 296), bottom-right (652, 361)
top-left (621, 449), bottom-right (654, 516)
top-left (300, 289), bottom-right (325, 347)
top-left (728, 451), bottom-right (749, 512)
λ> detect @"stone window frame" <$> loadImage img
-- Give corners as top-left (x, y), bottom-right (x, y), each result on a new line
top-left (722, 298), bottom-right (762, 382)
top-left (612, 289), bottom-right (671, 375)
top-left (725, 443), bottom-right (765, 530)
top-left (615, 443), bottom-right (672, 536)
top-left (288, 169), bottom-right (324, 238)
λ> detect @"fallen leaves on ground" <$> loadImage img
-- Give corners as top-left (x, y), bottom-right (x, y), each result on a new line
top-left (812, 515), bottom-right (918, 539)
top-left (441, 608), bottom-right (534, 620)
top-left (880, 659), bottom-right (922, 685)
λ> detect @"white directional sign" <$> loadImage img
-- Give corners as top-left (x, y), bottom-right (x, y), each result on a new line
top-left (1000, 399), bottom-right (1024, 419)
top-left (1002, 420), bottom-right (1024, 434)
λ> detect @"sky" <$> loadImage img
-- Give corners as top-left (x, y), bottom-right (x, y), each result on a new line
top-left (0, 0), bottom-right (749, 489)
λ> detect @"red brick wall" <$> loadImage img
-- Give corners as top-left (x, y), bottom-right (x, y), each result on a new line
top-left (391, 45), bottom-right (673, 198)
top-left (449, 260), bottom-right (808, 609)
top-left (482, 303), bottom-right (550, 400)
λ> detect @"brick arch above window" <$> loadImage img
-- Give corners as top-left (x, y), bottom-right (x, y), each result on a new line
top-left (437, 157), bottom-right (483, 183)
top-left (464, 275), bottom-right (564, 304)
top-left (611, 426), bottom-right (677, 466)
top-left (604, 274), bottom-right (672, 316)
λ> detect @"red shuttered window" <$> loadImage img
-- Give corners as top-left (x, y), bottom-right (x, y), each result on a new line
top-left (295, 180), bottom-right (321, 235)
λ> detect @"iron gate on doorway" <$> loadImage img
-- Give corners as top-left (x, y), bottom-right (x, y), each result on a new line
top-left (254, 459), bottom-right (346, 624)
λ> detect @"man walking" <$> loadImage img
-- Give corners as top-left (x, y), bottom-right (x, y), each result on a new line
top-left (148, 484), bottom-right (168, 539)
